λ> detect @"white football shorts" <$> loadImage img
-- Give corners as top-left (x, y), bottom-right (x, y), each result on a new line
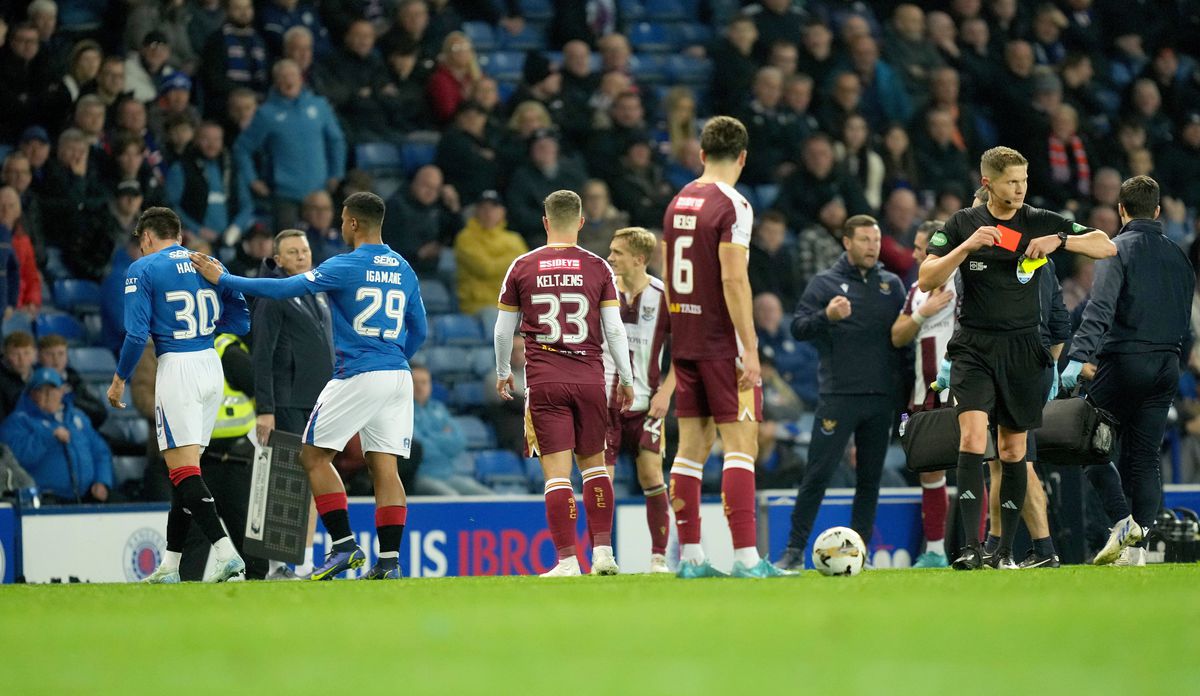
top-left (154, 349), bottom-right (223, 450)
top-left (303, 369), bottom-right (414, 457)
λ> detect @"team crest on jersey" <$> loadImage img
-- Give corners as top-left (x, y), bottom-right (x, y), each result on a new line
top-left (879, 282), bottom-right (891, 294)
top-left (821, 419), bottom-right (837, 435)
top-left (641, 303), bottom-right (656, 322)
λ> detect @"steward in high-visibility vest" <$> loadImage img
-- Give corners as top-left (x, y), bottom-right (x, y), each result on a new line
top-left (212, 334), bottom-right (255, 439)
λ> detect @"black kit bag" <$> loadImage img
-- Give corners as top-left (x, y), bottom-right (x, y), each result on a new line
top-left (901, 407), bottom-right (996, 473)
top-left (1033, 396), bottom-right (1117, 466)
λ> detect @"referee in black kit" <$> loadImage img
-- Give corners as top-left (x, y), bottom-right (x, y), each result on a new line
top-left (774, 214), bottom-right (906, 571)
top-left (920, 146), bottom-right (1116, 570)
top-left (1062, 175), bottom-right (1194, 565)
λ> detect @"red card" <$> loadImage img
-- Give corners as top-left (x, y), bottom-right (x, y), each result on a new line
top-left (996, 224), bottom-right (1022, 252)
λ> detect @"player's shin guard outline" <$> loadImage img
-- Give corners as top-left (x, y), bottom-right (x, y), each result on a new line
top-left (669, 457), bottom-right (703, 545)
top-left (543, 478), bottom-right (577, 560)
top-left (721, 452), bottom-right (757, 550)
top-left (580, 466), bottom-right (614, 547)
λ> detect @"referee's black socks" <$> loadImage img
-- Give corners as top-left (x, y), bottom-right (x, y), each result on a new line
top-left (956, 452), bottom-right (985, 546)
top-left (997, 460), bottom-right (1027, 556)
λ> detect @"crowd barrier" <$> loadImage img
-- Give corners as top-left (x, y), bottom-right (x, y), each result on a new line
top-left (4, 486), bottom-right (1199, 582)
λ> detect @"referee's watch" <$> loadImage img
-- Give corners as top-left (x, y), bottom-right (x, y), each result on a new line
top-left (1057, 229), bottom-right (1069, 249)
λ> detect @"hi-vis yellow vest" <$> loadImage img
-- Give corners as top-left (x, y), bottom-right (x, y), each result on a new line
top-left (212, 334), bottom-right (255, 439)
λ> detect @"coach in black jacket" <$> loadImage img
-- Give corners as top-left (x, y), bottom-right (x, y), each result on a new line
top-left (774, 214), bottom-right (906, 570)
top-left (1063, 175), bottom-right (1195, 549)
top-left (251, 229), bottom-right (334, 441)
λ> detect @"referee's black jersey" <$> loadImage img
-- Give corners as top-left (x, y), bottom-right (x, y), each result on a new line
top-left (927, 204), bottom-right (1076, 332)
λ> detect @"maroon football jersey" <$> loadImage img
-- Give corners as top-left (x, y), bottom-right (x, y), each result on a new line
top-left (498, 244), bottom-right (619, 387)
top-left (662, 180), bottom-right (754, 360)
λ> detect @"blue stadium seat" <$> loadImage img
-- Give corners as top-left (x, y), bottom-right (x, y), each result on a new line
top-left (2, 312), bottom-right (33, 338)
top-left (473, 449), bottom-right (525, 487)
top-left (672, 23), bottom-right (713, 49)
top-left (453, 415), bottom-right (496, 449)
top-left (112, 456), bottom-right (148, 486)
top-left (419, 278), bottom-right (455, 314)
top-left (476, 306), bottom-right (500, 334)
top-left (499, 23), bottom-right (546, 51)
top-left (496, 80), bottom-right (517, 104)
top-left (432, 313), bottom-right (484, 346)
top-left (100, 411), bottom-right (149, 447)
top-left (480, 51), bottom-right (525, 81)
top-left (35, 312), bottom-right (85, 344)
top-left (355, 142), bottom-right (402, 174)
top-left (519, 0), bottom-right (553, 19)
top-left (628, 22), bottom-right (675, 52)
top-left (449, 380), bottom-right (486, 409)
top-left (462, 21), bottom-right (497, 51)
top-left (401, 140), bottom-right (438, 176)
top-left (470, 346), bottom-right (496, 376)
top-left (668, 55), bottom-right (712, 85)
top-left (618, 0), bottom-right (645, 22)
top-left (68, 347), bottom-right (118, 381)
top-left (524, 457), bottom-right (543, 491)
top-left (426, 346), bottom-right (475, 382)
top-left (430, 379), bottom-right (450, 404)
top-left (645, 0), bottom-right (688, 20)
top-left (54, 279), bottom-right (104, 314)
top-left (628, 54), bottom-right (669, 83)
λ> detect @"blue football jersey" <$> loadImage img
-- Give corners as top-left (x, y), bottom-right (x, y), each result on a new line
top-left (117, 244), bottom-right (250, 379)
top-left (218, 243), bottom-right (427, 378)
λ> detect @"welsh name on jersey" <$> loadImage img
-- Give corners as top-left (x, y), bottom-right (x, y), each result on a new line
top-left (662, 180), bottom-right (753, 361)
top-left (603, 276), bottom-right (669, 412)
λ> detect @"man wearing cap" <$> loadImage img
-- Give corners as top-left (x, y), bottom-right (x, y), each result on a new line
top-left (17, 126), bottom-right (52, 187)
top-left (435, 100), bottom-right (499, 206)
top-left (149, 72), bottom-right (200, 144)
top-left (506, 50), bottom-right (564, 123)
top-left (454, 190), bottom-right (527, 314)
top-left (166, 120), bottom-right (253, 248)
top-left (125, 30), bottom-right (176, 103)
top-left (506, 128), bottom-right (587, 244)
top-left (0, 366), bottom-right (114, 504)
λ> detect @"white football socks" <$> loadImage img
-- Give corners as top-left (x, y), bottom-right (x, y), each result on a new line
top-left (681, 543), bottom-right (705, 564)
top-left (926, 539), bottom-right (946, 556)
top-left (161, 550), bottom-right (181, 571)
top-left (733, 547), bottom-right (760, 567)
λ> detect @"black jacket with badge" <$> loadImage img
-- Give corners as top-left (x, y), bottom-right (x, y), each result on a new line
top-left (791, 253), bottom-right (906, 397)
top-left (928, 204), bottom-right (1075, 332)
top-left (1070, 219), bottom-right (1195, 363)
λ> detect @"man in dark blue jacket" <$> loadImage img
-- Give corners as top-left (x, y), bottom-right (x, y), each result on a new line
top-left (1062, 175), bottom-right (1195, 565)
top-left (774, 214), bottom-right (906, 570)
top-left (0, 367), bottom-right (113, 503)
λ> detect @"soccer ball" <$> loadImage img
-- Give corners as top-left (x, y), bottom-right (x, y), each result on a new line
top-left (811, 526), bottom-right (867, 576)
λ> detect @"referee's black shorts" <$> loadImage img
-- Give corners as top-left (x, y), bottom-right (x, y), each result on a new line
top-left (948, 329), bottom-right (1052, 432)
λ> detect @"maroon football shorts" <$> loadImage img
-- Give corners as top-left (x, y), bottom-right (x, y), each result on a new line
top-left (524, 382), bottom-right (608, 458)
top-left (673, 357), bottom-right (763, 424)
top-left (604, 409), bottom-right (665, 467)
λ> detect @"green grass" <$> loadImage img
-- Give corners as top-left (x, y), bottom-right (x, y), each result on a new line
top-left (2, 565), bottom-right (1198, 695)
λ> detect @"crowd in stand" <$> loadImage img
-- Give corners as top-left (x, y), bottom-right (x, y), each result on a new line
top-left (1, 0), bottom-right (1200, 501)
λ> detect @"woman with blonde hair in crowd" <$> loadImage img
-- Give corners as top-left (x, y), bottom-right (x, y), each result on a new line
top-left (658, 86), bottom-right (698, 161)
top-left (427, 30), bottom-right (481, 124)
top-left (498, 100), bottom-right (553, 181)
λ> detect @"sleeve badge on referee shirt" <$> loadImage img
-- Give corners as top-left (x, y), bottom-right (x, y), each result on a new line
top-left (821, 419), bottom-right (838, 435)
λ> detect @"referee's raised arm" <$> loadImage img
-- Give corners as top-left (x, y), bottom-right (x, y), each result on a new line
top-left (917, 224), bottom-right (1001, 292)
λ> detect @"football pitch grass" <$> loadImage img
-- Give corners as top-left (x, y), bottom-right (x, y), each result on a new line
top-left (3, 564), bottom-right (1198, 695)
